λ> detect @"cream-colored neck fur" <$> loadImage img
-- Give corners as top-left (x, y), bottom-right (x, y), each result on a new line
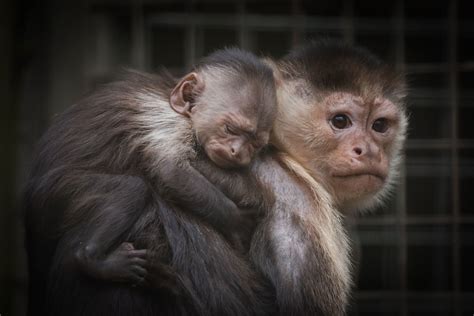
top-left (133, 92), bottom-right (195, 171)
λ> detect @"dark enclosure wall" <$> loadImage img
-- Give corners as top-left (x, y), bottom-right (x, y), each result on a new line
top-left (1, 0), bottom-right (474, 315)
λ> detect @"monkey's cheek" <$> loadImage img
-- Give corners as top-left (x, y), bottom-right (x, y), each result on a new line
top-left (206, 147), bottom-right (235, 168)
top-left (207, 151), bottom-right (228, 167)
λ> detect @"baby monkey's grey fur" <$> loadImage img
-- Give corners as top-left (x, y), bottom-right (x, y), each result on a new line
top-left (24, 48), bottom-right (277, 316)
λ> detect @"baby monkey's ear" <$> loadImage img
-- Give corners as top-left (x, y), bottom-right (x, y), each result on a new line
top-left (169, 72), bottom-right (205, 117)
top-left (261, 57), bottom-right (284, 87)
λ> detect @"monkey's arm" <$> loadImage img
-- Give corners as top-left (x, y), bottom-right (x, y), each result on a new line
top-left (156, 159), bottom-right (246, 238)
top-left (59, 173), bottom-right (151, 284)
top-left (191, 157), bottom-right (267, 210)
top-left (191, 157), bottom-right (270, 243)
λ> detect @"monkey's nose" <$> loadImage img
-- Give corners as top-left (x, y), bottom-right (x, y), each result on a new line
top-left (230, 143), bottom-right (244, 157)
top-left (353, 147), bottom-right (363, 156)
top-left (228, 147), bottom-right (251, 166)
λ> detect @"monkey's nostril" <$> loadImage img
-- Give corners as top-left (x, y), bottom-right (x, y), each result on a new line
top-left (354, 147), bottom-right (362, 155)
top-left (230, 147), bottom-right (236, 155)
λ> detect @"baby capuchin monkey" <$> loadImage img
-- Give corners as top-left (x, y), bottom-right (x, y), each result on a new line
top-left (25, 48), bottom-right (276, 289)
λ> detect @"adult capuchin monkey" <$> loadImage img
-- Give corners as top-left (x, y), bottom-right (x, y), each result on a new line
top-left (242, 39), bottom-right (408, 315)
top-left (24, 48), bottom-right (276, 316)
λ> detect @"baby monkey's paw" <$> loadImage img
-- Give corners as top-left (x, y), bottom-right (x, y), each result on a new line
top-left (101, 242), bottom-right (148, 286)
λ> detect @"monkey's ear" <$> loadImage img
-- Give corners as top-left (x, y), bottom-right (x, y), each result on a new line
top-left (170, 72), bottom-right (204, 117)
top-left (262, 58), bottom-right (284, 86)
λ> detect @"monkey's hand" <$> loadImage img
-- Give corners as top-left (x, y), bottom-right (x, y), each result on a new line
top-left (75, 242), bottom-right (148, 286)
top-left (235, 206), bottom-right (263, 228)
top-left (157, 159), bottom-right (253, 239)
top-left (227, 206), bottom-right (263, 252)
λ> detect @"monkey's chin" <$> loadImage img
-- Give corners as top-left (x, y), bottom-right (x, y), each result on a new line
top-left (332, 174), bottom-right (386, 213)
top-left (333, 174), bottom-right (385, 197)
top-left (206, 150), bottom-right (239, 169)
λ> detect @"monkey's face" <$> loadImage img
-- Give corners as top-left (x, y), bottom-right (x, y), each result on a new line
top-left (315, 92), bottom-right (405, 210)
top-left (190, 72), bottom-right (274, 169)
top-left (274, 87), bottom-right (407, 212)
top-left (271, 42), bottom-right (408, 212)
top-left (192, 108), bottom-right (271, 169)
top-left (170, 69), bottom-right (275, 169)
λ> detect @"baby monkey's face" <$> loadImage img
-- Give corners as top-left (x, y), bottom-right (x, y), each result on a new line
top-left (192, 95), bottom-right (272, 169)
top-left (199, 113), bottom-right (270, 169)
top-left (169, 68), bottom-right (277, 169)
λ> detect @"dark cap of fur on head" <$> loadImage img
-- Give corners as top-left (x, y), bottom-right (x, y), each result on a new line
top-left (280, 39), bottom-right (406, 103)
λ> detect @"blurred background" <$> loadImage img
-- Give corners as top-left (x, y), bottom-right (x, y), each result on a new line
top-left (1, 0), bottom-right (473, 315)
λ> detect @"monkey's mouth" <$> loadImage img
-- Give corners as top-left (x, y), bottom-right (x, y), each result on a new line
top-left (332, 170), bottom-right (388, 192)
top-left (332, 165), bottom-right (387, 182)
top-left (207, 148), bottom-right (243, 169)
top-left (332, 172), bottom-right (386, 195)
top-left (334, 172), bottom-right (386, 182)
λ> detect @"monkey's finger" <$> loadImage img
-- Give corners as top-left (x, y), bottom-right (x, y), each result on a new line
top-left (130, 257), bottom-right (147, 267)
top-left (128, 249), bottom-right (147, 258)
top-left (132, 265), bottom-right (148, 277)
top-left (129, 274), bottom-right (145, 286)
top-left (120, 242), bottom-right (135, 250)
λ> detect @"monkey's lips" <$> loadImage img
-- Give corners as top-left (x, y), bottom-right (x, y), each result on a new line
top-left (206, 147), bottom-right (244, 169)
top-left (333, 171), bottom-right (386, 181)
top-left (332, 171), bottom-right (387, 192)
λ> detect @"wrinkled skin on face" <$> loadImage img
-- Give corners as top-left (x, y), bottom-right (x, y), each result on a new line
top-left (171, 69), bottom-right (275, 169)
top-left (196, 110), bottom-right (271, 168)
top-left (272, 80), bottom-right (407, 213)
top-left (267, 41), bottom-right (408, 214)
top-left (307, 92), bottom-right (403, 210)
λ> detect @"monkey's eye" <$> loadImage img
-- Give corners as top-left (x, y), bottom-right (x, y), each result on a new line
top-left (331, 114), bottom-right (352, 129)
top-left (372, 118), bottom-right (389, 133)
top-left (224, 124), bottom-right (238, 135)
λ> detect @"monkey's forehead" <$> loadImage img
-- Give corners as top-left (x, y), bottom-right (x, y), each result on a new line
top-left (279, 71), bottom-right (406, 108)
top-left (215, 105), bottom-right (275, 127)
top-left (277, 43), bottom-right (406, 103)
top-left (320, 92), bottom-right (402, 113)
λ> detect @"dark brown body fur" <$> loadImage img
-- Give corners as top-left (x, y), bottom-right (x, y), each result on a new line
top-left (24, 70), bottom-right (273, 316)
